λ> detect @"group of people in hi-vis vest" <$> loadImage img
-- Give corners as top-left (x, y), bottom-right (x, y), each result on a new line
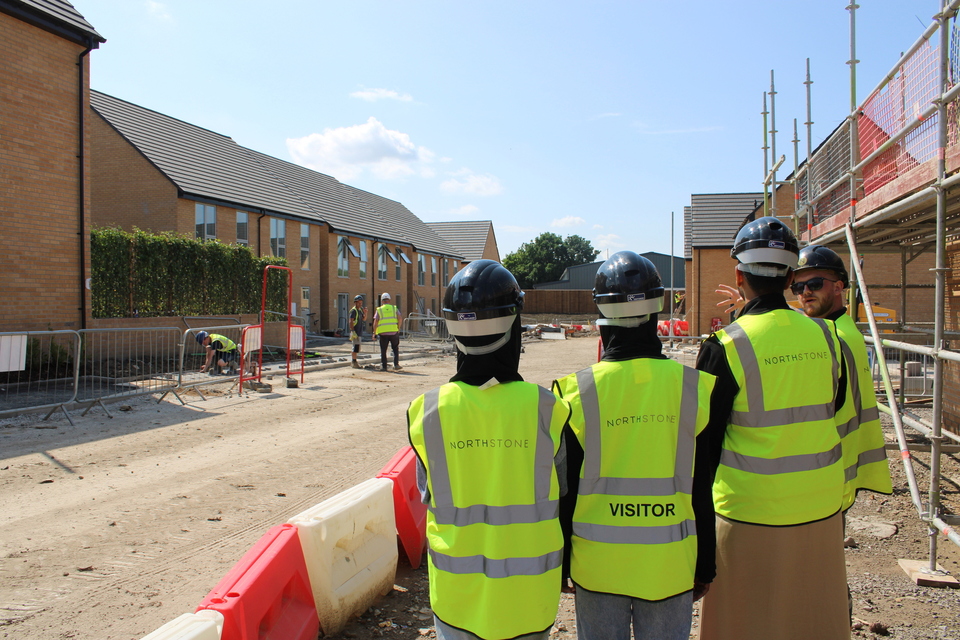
top-left (407, 215), bottom-right (892, 640)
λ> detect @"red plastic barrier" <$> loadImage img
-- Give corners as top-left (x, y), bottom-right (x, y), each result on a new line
top-left (196, 524), bottom-right (319, 640)
top-left (657, 320), bottom-right (690, 337)
top-left (377, 446), bottom-right (427, 569)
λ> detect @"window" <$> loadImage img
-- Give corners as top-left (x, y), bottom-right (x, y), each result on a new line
top-left (270, 219), bottom-right (286, 258)
top-left (442, 259), bottom-right (449, 285)
top-left (431, 257), bottom-right (437, 286)
top-left (378, 244), bottom-right (388, 280)
top-left (236, 211), bottom-right (248, 246)
top-left (395, 249), bottom-right (406, 280)
top-left (301, 287), bottom-right (310, 317)
top-left (358, 240), bottom-right (368, 279)
top-left (337, 236), bottom-right (350, 277)
top-left (195, 203), bottom-right (216, 240)
top-left (300, 224), bottom-right (310, 270)
top-left (417, 255), bottom-right (426, 286)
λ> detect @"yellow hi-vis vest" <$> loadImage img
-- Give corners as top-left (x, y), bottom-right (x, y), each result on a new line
top-left (553, 359), bottom-right (714, 600)
top-left (714, 310), bottom-right (844, 525)
top-left (408, 381), bottom-right (570, 640)
top-left (834, 313), bottom-right (893, 510)
top-left (375, 304), bottom-right (399, 334)
top-left (208, 334), bottom-right (237, 351)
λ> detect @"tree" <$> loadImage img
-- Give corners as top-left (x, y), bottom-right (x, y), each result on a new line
top-left (502, 232), bottom-right (600, 288)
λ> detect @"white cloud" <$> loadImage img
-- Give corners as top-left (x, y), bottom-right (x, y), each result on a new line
top-left (286, 117), bottom-right (434, 181)
top-left (350, 88), bottom-right (414, 102)
top-left (551, 216), bottom-right (585, 228)
top-left (592, 224), bottom-right (604, 230)
top-left (593, 234), bottom-right (627, 257)
top-left (440, 169), bottom-right (503, 196)
top-left (145, 1), bottom-right (173, 21)
top-left (590, 112), bottom-right (622, 120)
top-left (449, 205), bottom-right (480, 217)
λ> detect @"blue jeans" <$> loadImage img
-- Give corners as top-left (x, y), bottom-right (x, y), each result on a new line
top-left (434, 616), bottom-right (551, 640)
top-left (575, 586), bottom-right (693, 640)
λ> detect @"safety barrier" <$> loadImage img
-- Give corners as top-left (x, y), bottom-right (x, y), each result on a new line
top-left (196, 523), bottom-right (318, 640)
top-left (139, 610), bottom-right (223, 640)
top-left (75, 327), bottom-right (181, 415)
top-left (402, 313), bottom-right (451, 344)
top-left (0, 330), bottom-right (80, 420)
top-left (288, 477), bottom-right (398, 636)
top-left (656, 319), bottom-right (689, 337)
top-left (377, 446), bottom-right (428, 568)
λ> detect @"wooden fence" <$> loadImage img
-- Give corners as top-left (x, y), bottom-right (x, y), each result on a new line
top-left (521, 289), bottom-right (595, 314)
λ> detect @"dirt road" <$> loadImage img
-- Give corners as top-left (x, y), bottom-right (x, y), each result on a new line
top-left (2, 335), bottom-right (958, 639)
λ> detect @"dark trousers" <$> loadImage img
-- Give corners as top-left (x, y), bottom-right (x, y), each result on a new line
top-left (379, 333), bottom-right (400, 368)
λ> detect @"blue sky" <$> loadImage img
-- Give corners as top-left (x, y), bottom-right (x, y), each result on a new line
top-left (76, 0), bottom-right (933, 260)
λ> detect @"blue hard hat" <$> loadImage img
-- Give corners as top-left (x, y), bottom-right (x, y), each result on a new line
top-left (195, 331), bottom-right (209, 344)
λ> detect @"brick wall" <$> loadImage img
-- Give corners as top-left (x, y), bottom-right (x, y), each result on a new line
top-left (89, 112), bottom-right (180, 231)
top-left (0, 13), bottom-right (90, 332)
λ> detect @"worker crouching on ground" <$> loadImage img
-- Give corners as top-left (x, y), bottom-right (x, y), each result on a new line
top-left (407, 259), bottom-right (573, 640)
top-left (552, 251), bottom-right (716, 640)
top-left (695, 217), bottom-right (849, 640)
top-left (196, 331), bottom-right (239, 375)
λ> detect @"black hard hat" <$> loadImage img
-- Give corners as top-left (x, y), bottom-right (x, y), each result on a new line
top-left (442, 259), bottom-right (523, 339)
top-left (354, 295), bottom-right (363, 301)
top-left (731, 216), bottom-right (799, 269)
top-left (593, 251), bottom-right (664, 320)
top-left (796, 245), bottom-right (848, 286)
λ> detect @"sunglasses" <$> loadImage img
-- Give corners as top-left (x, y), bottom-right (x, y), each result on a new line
top-left (790, 277), bottom-right (839, 295)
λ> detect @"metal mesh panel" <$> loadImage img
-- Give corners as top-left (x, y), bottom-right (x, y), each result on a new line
top-left (0, 331), bottom-right (79, 416)
top-left (801, 125), bottom-right (852, 224)
top-left (860, 39), bottom-right (940, 197)
top-left (76, 328), bottom-right (182, 403)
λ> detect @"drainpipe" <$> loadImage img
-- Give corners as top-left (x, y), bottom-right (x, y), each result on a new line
top-left (78, 45), bottom-right (92, 330)
top-left (257, 211), bottom-right (267, 256)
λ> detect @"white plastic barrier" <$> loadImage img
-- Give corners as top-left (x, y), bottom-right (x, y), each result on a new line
top-left (288, 477), bottom-right (398, 635)
top-left (139, 610), bottom-right (223, 640)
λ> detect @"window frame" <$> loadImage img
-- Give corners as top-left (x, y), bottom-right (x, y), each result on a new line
top-left (195, 203), bottom-right (216, 240)
top-left (236, 211), bottom-right (248, 246)
top-left (270, 218), bottom-right (286, 258)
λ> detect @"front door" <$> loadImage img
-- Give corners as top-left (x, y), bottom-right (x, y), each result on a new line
top-left (336, 293), bottom-right (349, 334)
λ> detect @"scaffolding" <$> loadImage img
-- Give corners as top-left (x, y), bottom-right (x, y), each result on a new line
top-left (775, 0), bottom-right (960, 583)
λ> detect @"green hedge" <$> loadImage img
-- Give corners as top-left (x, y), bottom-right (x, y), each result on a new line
top-left (91, 227), bottom-right (289, 318)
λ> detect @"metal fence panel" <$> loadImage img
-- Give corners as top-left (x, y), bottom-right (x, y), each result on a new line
top-left (401, 314), bottom-right (451, 343)
top-left (76, 327), bottom-right (182, 404)
top-left (0, 331), bottom-right (80, 417)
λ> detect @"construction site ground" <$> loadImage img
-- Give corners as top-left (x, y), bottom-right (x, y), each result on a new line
top-left (1, 330), bottom-right (959, 640)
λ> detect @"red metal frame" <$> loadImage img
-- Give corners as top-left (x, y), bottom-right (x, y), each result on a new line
top-left (262, 265), bottom-right (305, 384)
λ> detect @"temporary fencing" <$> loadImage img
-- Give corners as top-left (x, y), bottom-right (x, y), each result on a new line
top-left (402, 312), bottom-right (451, 344)
top-left (174, 325), bottom-right (248, 400)
top-left (75, 327), bottom-right (181, 417)
top-left (0, 330), bottom-right (80, 421)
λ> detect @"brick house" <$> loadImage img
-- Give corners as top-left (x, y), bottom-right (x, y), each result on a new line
top-left (0, 0), bottom-right (104, 332)
top-left (88, 90), bottom-right (463, 333)
top-left (684, 192), bottom-right (935, 338)
top-left (425, 220), bottom-right (501, 264)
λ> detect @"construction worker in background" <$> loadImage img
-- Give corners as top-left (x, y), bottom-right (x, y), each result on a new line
top-left (349, 295), bottom-right (366, 369)
top-left (373, 292), bottom-right (403, 372)
top-left (196, 330), bottom-right (239, 376)
top-left (792, 245), bottom-right (892, 510)
top-left (408, 259), bottom-right (572, 640)
top-left (695, 217), bottom-right (849, 640)
top-left (552, 251), bottom-right (716, 640)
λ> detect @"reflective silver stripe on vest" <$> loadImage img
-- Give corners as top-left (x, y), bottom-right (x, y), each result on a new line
top-left (726, 320), bottom-right (836, 428)
top-left (573, 519), bottom-right (696, 545)
top-left (844, 444), bottom-right (887, 483)
top-left (837, 340), bottom-right (862, 439)
top-left (576, 365), bottom-right (698, 497)
top-left (421, 386), bottom-right (559, 526)
top-left (428, 547), bottom-right (562, 578)
top-left (721, 442), bottom-right (842, 475)
top-left (812, 317), bottom-right (840, 400)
